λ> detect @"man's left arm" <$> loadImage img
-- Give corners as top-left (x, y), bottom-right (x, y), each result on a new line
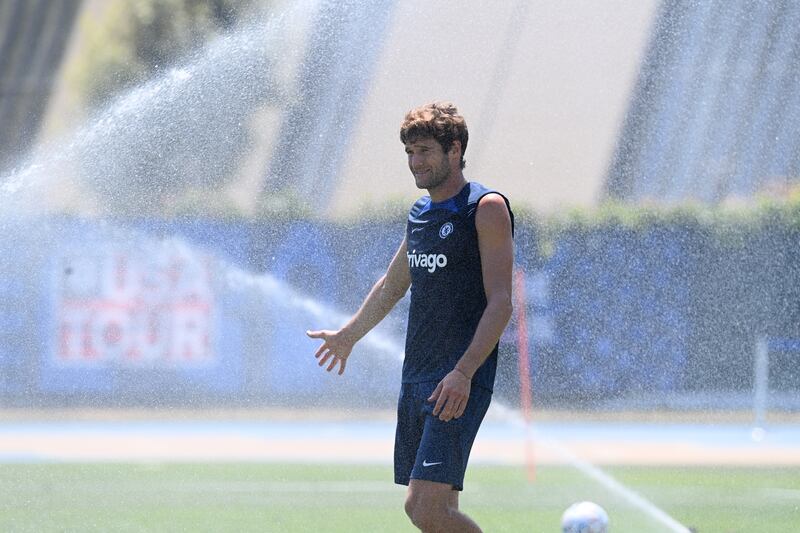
top-left (428, 193), bottom-right (514, 421)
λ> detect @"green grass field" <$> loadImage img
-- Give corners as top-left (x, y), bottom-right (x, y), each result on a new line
top-left (0, 463), bottom-right (797, 532)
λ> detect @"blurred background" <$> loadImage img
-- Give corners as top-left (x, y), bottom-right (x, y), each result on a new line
top-left (1, 0), bottom-right (799, 417)
top-left (4, 1), bottom-right (800, 531)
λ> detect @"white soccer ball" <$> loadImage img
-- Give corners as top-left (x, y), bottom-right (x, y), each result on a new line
top-left (561, 501), bottom-right (609, 533)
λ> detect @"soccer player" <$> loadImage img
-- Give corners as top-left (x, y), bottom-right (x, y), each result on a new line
top-left (307, 101), bottom-right (514, 532)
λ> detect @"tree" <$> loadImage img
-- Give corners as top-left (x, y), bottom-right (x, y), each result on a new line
top-left (66, 0), bottom-right (272, 216)
top-left (71, 0), bottom-right (256, 108)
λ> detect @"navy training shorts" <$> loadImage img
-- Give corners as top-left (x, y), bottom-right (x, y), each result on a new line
top-left (393, 380), bottom-right (492, 491)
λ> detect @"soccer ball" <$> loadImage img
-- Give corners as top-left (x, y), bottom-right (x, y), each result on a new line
top-left (561, 501), bottom-right (609, 533)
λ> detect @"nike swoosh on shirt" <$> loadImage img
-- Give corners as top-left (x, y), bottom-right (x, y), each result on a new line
top-left (422, 460), bottom-right (443, 467)
top-left (410, 227), bottom-right (425, 233)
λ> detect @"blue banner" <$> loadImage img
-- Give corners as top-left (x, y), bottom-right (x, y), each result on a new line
top-left (38, 220), bottom-right (247, 396)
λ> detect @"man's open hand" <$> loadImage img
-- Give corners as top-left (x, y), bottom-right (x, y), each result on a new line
top-left (306, 329), bottom-right (354, 375)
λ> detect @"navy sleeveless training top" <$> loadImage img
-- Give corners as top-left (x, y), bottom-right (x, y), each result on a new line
top-left (403, 181), bottom-right (514, 391)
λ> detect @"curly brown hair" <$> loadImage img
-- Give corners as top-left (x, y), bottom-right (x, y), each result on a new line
top-left (400, 102), bottom-right (468, 169)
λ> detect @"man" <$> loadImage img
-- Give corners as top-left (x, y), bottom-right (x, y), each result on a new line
top-left (307, 101), bottom-right (514, 532)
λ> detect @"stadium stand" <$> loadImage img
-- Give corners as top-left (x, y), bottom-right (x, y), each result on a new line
top-left (605, 0), bottom-right (800, 203)
top-left (0, 0), bottom-right (81, 171)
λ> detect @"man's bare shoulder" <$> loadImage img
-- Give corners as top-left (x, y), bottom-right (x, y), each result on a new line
top-left (476, 193), bottom-right (512, 229)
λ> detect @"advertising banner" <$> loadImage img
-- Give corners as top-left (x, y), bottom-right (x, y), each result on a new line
top-left (39, 221), bottom-right (244, 396)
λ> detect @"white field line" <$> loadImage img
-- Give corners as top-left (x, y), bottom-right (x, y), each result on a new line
top-left (538, 437), bottom-right (691, 533)
top-left (170, 480), bottom-right (403, 493)
top-left (490, 403), bottom-right (692, 533)
top-left (758, 488), bottom-right (800, 500)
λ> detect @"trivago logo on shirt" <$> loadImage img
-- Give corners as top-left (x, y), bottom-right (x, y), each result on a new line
top-left (407, 250), bottom-right (448, 273)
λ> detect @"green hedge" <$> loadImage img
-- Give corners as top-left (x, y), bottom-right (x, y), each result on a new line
top-left (510, 190), bottom-right (800, 258)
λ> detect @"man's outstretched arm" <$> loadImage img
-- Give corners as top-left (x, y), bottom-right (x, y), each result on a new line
top-left (307, 237), bottom-right (411, 375)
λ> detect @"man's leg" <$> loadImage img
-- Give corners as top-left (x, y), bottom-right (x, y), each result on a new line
top-left (404, 479), bottom-right (481, 533)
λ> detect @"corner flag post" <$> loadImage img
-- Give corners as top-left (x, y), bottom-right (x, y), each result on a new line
top-left (514, 267), bottom-right (535, 481)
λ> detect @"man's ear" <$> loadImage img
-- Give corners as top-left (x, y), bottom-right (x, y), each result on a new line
top-left (449, 140), bottom-right (462, 157)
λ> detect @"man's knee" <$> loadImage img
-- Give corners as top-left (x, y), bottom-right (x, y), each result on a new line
top-left (405, 496), bottom-right (447, 531)
top-left (405, 482), bottom-right (454, 531)
top-left (404, 492), bottom-right (416, 521)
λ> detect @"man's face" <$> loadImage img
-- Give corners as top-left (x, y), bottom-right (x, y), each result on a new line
top-left (404, 137), bottom-right (452, 190)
